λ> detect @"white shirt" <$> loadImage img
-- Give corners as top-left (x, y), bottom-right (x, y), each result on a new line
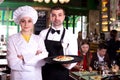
top-left (47, 26), bottom-right (64, 41)
top-left (97, 52), bottom-right (105, 62)
top-left (39, 26), bottom-right (78, 69)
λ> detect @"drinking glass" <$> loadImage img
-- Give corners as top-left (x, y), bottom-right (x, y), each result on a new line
top-left (78, 64), bottom-right (83, 78)
top-left (94, 61), bottom-right (99, 70)
top-left (111, 60), bottom-right (116, 67)
top-left (79, 65), bottom-right (83, 71)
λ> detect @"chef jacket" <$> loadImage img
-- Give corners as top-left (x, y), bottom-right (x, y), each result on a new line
top-left (7, 32), bottom-right (48, 80)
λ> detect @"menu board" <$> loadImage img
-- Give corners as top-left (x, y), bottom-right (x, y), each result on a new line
top-left (34, 10), bottom-right (48, 35)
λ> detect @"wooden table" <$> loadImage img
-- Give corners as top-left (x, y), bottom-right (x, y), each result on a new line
top-left (69, 70), bottom-right (120, 80)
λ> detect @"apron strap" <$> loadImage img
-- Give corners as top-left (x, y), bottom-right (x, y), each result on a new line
top-left (45, 28), bottom-right (51, 40)
top-left (60, 28), bottom-right (65, 41)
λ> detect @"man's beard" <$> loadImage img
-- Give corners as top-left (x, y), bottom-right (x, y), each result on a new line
top-left (53, 21), bottom-right (62, 26)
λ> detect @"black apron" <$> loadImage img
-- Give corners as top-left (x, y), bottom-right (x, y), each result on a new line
top-left (42, 28), bottom-right (69, 80)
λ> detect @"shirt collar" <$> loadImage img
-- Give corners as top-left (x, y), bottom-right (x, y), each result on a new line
top-left (51, 25), bottom-right (64, 31)
top-left (51, 26), bottom-right (64, 34)
top-left (97, 52), bottom-right (104, 61)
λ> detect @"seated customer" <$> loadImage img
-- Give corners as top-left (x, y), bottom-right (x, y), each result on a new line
top-left (89, 43), bottom-right (111, 71)
top-left (106, 30), bottom-right (120, 66)
top-left (71, 40), bottom-right (92, 71)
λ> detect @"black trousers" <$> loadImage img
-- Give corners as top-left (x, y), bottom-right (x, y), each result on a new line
top-left (42, 63), bottom-right (69, 80)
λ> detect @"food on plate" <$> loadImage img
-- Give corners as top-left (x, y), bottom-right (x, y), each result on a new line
top-left (90, 76), bottom-right (101, 80)
top-left (53, 55), bottom-right (74, 61)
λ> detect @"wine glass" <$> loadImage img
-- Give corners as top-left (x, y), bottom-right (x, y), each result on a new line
top-left (79, 64), bottom-right (83, 71)
top-left (100, 61), bottom-right (107, 67)
top-left (78, 64), bottom-right (83, 77)
top-left (111, 60), bottom-right (116, 67)
top-left (94, 61), bottom-right (99, 70)
top-left (111, 60), bottom-right (116, 72)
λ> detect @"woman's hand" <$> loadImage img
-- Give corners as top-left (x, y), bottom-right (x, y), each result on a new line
top-left (17, 55), bottom-right (24, 60)
top-left (36, 50), bottom-right (42, 55)
top-left (72, 64), bottom-right (84, 71)
top-left (104, 65), bottom-right (109, 70)
top-left (89, 66), bottom-right (93, 72)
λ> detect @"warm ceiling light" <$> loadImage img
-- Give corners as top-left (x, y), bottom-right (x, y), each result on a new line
top-left (59, 0), bottom-right (64, 4)
top-left (44, 0), bottom-right (50, 3)
top-left (38, 0), bottom-right (43, 2)
top-left (64, 0), bottom-right (70, 3)
top-left (52, 0), bottom-right (58, 4)
top-left (34, 0), bottom-right (38, 1)
top-left (34, 0), bottom-right (70, 4)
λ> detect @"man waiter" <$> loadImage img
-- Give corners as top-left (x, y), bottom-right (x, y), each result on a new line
top-left (39, 6), bottom-right (78, 80)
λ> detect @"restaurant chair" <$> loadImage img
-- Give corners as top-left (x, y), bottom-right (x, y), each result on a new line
top-left (101, 75), bottom-right (120, 80)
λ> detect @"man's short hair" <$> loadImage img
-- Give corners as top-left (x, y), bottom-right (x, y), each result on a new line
top-left (98, 42), bottom-right (108, 50)
top-left (110, 30), bottom-right (118, 38)
top-left (50, 6), bottom-right (66, 15)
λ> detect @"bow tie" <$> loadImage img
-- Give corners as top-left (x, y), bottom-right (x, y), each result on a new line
top-left (51, 29), bottom-right (60, 34)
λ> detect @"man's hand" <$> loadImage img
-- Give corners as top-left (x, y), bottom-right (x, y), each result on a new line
top-left (62, 64), bottom-right (71, 68)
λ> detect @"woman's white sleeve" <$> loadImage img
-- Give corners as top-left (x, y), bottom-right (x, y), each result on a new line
top-left (6, 38), bottom-right (25, 71)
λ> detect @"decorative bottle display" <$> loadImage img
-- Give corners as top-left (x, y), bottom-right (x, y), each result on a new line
top-left (82, 16), bottom-right (87, 40)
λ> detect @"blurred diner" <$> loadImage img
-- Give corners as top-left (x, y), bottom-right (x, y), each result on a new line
top-left (106, 30), bottom-right (120, 66)
top-left (39, 6), bottom-right (78, 80)
top-left (89, 42), bottom-right (111, 71)
top-left (71, 40), bottom-right (92, 71)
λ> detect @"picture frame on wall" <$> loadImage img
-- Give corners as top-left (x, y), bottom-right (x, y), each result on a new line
top-left (34, 7), bottom-right (50, 35)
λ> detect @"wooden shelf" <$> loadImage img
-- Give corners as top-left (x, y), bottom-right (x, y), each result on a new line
top-left (100, 0), bottom-right (110, 32)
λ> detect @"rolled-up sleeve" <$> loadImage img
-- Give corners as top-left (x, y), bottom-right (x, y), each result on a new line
top-left (65, 32), bottom-right (78, 69)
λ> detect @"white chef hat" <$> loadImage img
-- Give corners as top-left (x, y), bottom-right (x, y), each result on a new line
top-left (13, 5), bottom-right (38, 24)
